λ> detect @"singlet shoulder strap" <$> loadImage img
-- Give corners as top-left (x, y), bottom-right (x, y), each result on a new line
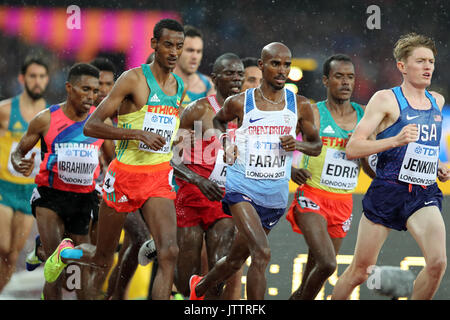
top-left (207, 95), bottom-right (221, 113)
top-left (244, 88), bottom-right (256, 114)
top-left (197, 72), bottom-right (212, 92)
top-left (425, 90), bottom-right (440, 112)
top-left (285, 88), bottom-right (297, 114)
top-left (391, 86), bottom-right (409, 111)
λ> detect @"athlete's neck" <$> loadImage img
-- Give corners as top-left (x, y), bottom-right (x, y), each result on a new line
top-left (215, 91), bottom-right (226, 106)
top-left (173, 66), bottom-right (197, 87)
top-left (400, 81), bottom-right (429, 105)
top-left (61, 101), bottom-right (90, 122)
top-left (325, 96), bottom-right (352, 116)
top-left (150, 61), bottom-right (174, 86)
top-left (259, 82), bottom-right (284, 103)
top-left (20, 92), bottom-right (46, 109)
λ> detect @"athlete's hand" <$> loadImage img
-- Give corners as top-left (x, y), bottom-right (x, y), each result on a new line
top-left (224, 144), bottom-right (238, 165)
top-left (438, 164), bottom-right (450, 182)
top-left (280, 135), bottom-right (297, 152)
top-left (193, 175), bottom-right (224, 202)
top-left (291, 167), bottom-right (311, 185)
top-left (15, 152), bottom-right (36, 177)
top-left (394, 124), bottom-right (418, 147)
top-left (139, 131), bottom-right (166, 151)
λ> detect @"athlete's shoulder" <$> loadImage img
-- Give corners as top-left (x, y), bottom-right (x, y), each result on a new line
top-left (0, 97), bottom-right (13, 116)
top-left (428, 91), bottom-right (445, 109)
top-left (367, 89), bottom-right (397, 109)
top-left (225, 92), bottom-right (246, 105)
top-left (295, 94), bottom-right (312, 104)
top-left (183, 96), bottom-right (211, 116)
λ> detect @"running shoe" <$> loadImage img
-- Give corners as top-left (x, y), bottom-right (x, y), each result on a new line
top-left (189, 275), bottom-right (205, 300)
top-left (25, 235), bottom-right (43, 271)
top-left (43, 238), bottom-right (74, 283)
top-left (138, 239), bottom-right (157, 266)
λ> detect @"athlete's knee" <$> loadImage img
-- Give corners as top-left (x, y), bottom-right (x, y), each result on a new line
top-left (425, 256), bottom-right (447, 279)
top-left (0, 250), bottom-right (19, 267)
top-left (316, 258), bottom-right (337, 278)
top-left (250, 246), bottom-right (271, 270)
top-left (0, 243), bottom-right (10, 257)
top-left (345, 262), bottom-right (371, 286)
top-left (157, 243), bottom-right (179, 265)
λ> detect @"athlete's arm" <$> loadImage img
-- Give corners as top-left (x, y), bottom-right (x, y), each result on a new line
top-left (11, 109), bottom-right (50, 176)
top-left (291, 167), bottom-right (312, 185)
top-left (286, 96), bottom-right (321, 156)
top-left (213, 94), bottom-right (244, 134)
top-left (213, 94), bottom-right (243, 164)
top-left (0, 99), bottom-right (12, 136)
top-left (83, 69), bottom-right (165, 151)
top-left (346, 90), bottom-right (418, 160)
top-left (171, 100), bottom-right (223, 201)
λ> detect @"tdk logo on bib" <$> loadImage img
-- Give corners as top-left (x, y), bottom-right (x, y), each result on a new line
top-left (151, 114), bottom-right (173, 124)
top-left (414, 145), bottom-right (438, 156)
top-left (64, 149), bottom-right (95, 158)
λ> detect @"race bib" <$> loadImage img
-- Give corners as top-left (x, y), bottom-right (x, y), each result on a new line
top-left (398, 142), bottom-right (438, 186)
top-left (297, 195), bottom-right (320, 210)
top-left (139, 105), bottom-right (178, 154)
top-left (208, 149), bottom-right (227, 188)
top-left (245, 135), bottom-right (288, 180)
top-left (103, 169), bottom-right (116, 193)
top-left (57, 143), bottom-right (99, 186)
top-left (8, 142), bottom-right (41, 178)
top-left (368, 153), bottom-right (378, 174)
top-left (320, 148), bottom-right (360, 190)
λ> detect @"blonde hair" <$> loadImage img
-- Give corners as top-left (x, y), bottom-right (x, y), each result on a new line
top-left (393, 33), bottom-right (437, 62)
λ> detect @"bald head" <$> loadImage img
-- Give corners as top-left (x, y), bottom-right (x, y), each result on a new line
top-left (261, 42), bottom-right (291, 62)
top-left (259, 42), bottom-right (292, 90)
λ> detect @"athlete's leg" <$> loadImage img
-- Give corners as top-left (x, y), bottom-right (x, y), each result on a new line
top-left (196, 201), bottom-right (270, 300)
top-left (331, 214), bottom-right (390, 300)
top-left (109, 212), bottom-right (150, 300)
top-left (174, 224), bottom-right (204, 297)
top-left (407, 206), bottom-right (446, 300)
top-left (35, 206), bottom-right (66, 300)
top-left (61, 200), bottom-right (128, 299)
top-left (68, 233), bottom-right (91, 300)
top-left (204, 218), bottom-right (237, 299)
top-left (289, 210), bottom-right (338, 300)
top-left (141, 197), bottom-right (179, 300)
top-left (0, 204), bottom-right (14, 292)
top-left (106, 230), bottom-right (130, 300)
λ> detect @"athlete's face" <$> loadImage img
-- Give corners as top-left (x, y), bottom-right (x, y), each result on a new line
top-left (95, 70), bottom-right (115, 106)
top-left (241, 66), bottom-right (263, 91)
top-left (323, 61), bottom-right (355, 101)
top-left (398, 47), bottom-right (435, 88)
top-left (19, 63), bottom-right (49, 100)
top-left (213, 59), bottom-right (244, 98)
top-left (67, 75), bottom-right (99, 114)
top-left (177, 36), bottom-right (203, 75)
top-left (260, 50), bottom-right (291, 90)
top-left (152, 28), bottom-right (185, 71)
